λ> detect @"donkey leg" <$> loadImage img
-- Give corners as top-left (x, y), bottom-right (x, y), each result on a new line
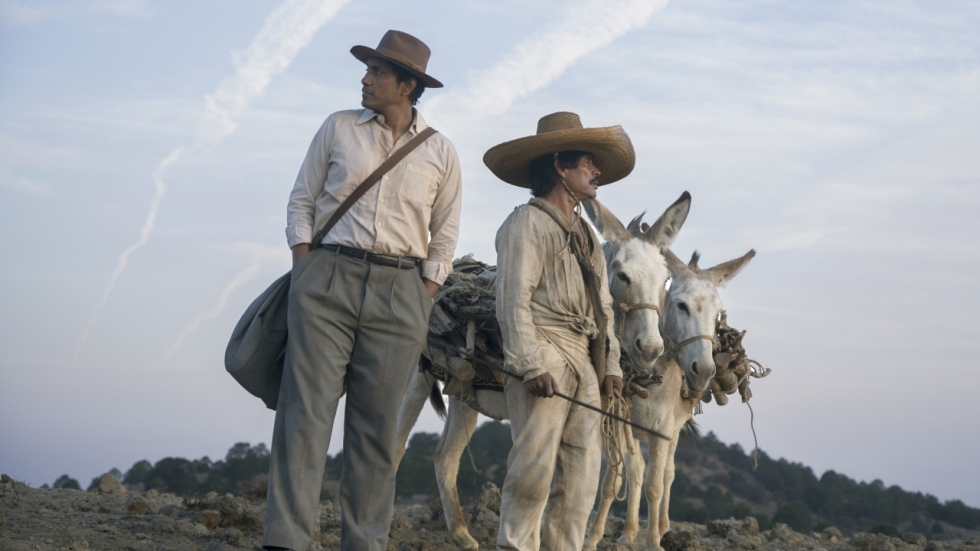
top-left (643, 436), bottom-right (671, 551)
top-left (433, 397), bottom-right (480, 551)
top-left (394, 369), bottom-right (434, 469)
top-left (659, 438), bottom-right (681, 536)
top-left (584, 456), bottom-right (623, 551)
top-left (619, 438), bottom-right (645, 543)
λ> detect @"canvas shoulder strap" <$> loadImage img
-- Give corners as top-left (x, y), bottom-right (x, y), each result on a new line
top-left (310, 126), bottom-right (439, 248)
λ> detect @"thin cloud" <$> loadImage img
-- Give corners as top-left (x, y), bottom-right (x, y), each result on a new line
top-left (425, 0), bottom-right (671, 128)
top-left (161, 263), bottom-right (262, 362)
top-left (158, 241), bottom-right (290, 363)
top-left (0, 166), bottom-right (54, 197)
top-left (76, 0), bottom-right (351, 355)
top-left (0, 0), bottom-right (148, 23)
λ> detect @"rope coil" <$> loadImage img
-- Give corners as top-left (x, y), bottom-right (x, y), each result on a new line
top-left (601, 392), bottom-right (635, 501)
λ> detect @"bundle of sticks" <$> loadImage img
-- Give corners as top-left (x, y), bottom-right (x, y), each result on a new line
top-left (705, 310), bottom-right (771, 405)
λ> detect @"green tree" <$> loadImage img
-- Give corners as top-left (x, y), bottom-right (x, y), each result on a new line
top-left (53, 474), bottom-right (81, 490)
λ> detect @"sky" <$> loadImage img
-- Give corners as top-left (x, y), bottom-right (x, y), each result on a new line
top-left (1, 0), bottom-right (978, 507)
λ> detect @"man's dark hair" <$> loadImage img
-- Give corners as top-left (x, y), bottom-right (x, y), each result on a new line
top-left (528, 150), bottom-right (590, 197)
top-left (391, 63), bottom-right (426, 106)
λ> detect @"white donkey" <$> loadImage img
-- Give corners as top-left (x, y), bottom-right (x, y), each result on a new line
top-left (582, 244), bottom-right (756, 551)
top-left (393, 193), bottom-right (693, 551)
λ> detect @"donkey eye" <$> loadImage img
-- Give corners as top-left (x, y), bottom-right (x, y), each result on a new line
top-left (677, 302), bottom-right (690, 314)
top-left (616, 273), bottom-right (631, 285)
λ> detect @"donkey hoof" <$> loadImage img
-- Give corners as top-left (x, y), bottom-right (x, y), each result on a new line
top-left (452, 532), bottom-right (479, 551)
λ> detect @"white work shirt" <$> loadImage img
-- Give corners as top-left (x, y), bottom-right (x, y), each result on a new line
top-left (286, 108), bottom-right (462, 284)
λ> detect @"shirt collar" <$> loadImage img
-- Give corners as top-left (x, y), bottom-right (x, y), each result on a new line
top-left (356, 108), bottom-right (428, 136)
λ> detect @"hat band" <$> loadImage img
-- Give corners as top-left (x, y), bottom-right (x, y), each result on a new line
top-left (374, 47), bottom-right (425, 74)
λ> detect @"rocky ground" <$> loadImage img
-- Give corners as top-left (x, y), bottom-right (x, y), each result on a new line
top-left (2, 473), bottom-right (979, 551)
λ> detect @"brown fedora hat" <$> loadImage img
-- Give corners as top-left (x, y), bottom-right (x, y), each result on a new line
top-left (483, 112), bottom-right (635, 188)
top-left (351, 30), bottom-right (443, 88)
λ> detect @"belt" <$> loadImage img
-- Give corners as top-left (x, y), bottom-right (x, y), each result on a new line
top-left (321, 244), bottom-right (421, 270)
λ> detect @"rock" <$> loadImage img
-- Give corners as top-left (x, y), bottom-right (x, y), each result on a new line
top-left (159, 504), bottom-right (181, 517)
top-left (237, 474), bottom-right (268, 501)
top-left (392, 516), bottom-right (412, 530)
top-left (925, 542), bottom-right (944, 551)
top-left (768, 523), bottom-right (804, 544)
top-left (126, 496), bottom-right (153, 516)
top-left (205, 541), bottom-right (228, 551)
top-left (425, 495), bottom-right (444, 521)
top-left (215, 494), bottom-right (243, 517)
top-left (823, 526), bottom-right (843, 541)
top-left (741, 517), bottom-right (760, 537)
top-left (604, 516), bottom-right (625, 538)
top-left (707, 518), bottom-right (742, 537)
top-left (195, 523), bottom-right (210, 535)
top-left (215, 527), bottom-right (248, 547)
top-left (662, 530), bottom-right (703, 551)
top-left (199, 510), bottom-right (221, 530)
top-left (93, 473), bottom-right (126, 495)
top-left (152, 516), bottom-right (177, 534)
top-left (474, 482), bottom-right (501, 514)
top-left (727, 532), bottom-right (758, 549)
top-left (144, 490), bottom-right (158, 499)
top-left (903, 533), bottom-right (928, 546)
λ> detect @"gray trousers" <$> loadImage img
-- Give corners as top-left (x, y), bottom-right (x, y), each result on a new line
top-left (263, 248), bottom-right (433, 551)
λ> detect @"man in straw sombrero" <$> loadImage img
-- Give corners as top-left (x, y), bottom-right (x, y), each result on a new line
top-left (485, 112), bottom-right (634, 550)
top-left (265, 30), bottom-right (461, 551)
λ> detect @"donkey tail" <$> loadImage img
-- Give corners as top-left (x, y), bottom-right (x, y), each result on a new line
top-left (682, 417), bottom-right (702, 439)
top-left (429, 382), bottom-right (447, 420)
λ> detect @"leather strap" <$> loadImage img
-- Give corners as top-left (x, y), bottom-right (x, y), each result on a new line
top-left (309, 126), bottom-right (439, 248)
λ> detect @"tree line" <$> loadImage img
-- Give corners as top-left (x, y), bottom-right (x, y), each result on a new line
top-left (45, 423), bottom-right (978, 536)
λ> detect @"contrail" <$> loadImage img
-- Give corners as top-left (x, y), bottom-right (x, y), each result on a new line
top-left (76, 0), bottom-right (350, 356)
top-left (76, 147), bottom-right (183, 351)
top-left (161, 262), bottom-right (262, 362)
top-left (426, 0), bottom-right (670, 128)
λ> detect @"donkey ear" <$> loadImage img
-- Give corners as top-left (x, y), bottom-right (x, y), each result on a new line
top-left (661, 247), bottom-right (692, 278)
top-left (583, 199), bottom-right (631, 244)
top-left (702, 250), bottom-right (756, 288)
top-left (644, 191), bottom-right (691, 247)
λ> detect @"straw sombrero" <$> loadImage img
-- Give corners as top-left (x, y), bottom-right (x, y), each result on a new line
top-left (483, 112), bottom-right (635, 188)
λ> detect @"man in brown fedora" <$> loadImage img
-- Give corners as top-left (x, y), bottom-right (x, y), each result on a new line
top-left (483, 112), bottom-right (633, 550)
top-left (263, 30), bottom-right (461, 551)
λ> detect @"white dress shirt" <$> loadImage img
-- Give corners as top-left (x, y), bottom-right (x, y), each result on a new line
top-left (286, 108), bottom-right (462, 284)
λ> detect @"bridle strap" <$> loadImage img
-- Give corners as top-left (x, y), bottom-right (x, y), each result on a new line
top-left (615, 302), bottom-right (662, 340)
top-left (664, 333), bottom-right (715, 358)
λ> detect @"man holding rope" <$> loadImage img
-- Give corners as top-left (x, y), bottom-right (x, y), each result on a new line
top-left (483, 112), bottom-right (634, 551)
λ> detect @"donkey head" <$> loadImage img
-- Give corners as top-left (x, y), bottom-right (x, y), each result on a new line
top-left (661, 247), bottom-right (756, 393)
top-left (583, 192), bottom-right (691, 370)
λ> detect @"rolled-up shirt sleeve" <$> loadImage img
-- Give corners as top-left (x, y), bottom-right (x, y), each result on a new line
top-left (285, 116), bottom-right (334, 248)
top-left (496, 208), bottom-right (548, 381)
top-left (421, 142), bottom-right (462, 284)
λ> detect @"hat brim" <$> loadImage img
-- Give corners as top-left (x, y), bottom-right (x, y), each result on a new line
top-left (351, 46), bottom-right (444, 88)
top-left (483, 126), bottom-right (635, 188)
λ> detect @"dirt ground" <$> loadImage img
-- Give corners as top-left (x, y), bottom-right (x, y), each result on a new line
top-left (2, 473), bottom-right (978, 551)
